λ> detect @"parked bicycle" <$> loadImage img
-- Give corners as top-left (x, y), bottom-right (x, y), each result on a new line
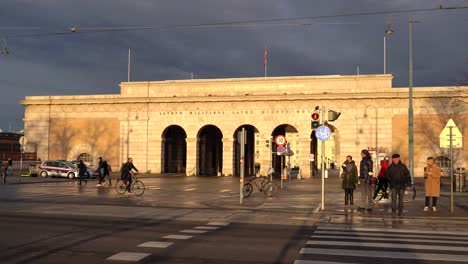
top-left (243, 175), bottom-right (279, 198)
top-left (115, 172), bottom-right (145, 196)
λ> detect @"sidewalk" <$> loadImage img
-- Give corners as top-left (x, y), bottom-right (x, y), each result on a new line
top-left (5, 170), bottom-right (468, 217)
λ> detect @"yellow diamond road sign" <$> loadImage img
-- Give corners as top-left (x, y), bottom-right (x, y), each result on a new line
top-left (439, 119), bottom-right (463, 148)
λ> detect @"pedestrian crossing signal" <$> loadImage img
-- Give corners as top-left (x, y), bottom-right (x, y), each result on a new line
top-left (311, 111), bottom-right (320, 129)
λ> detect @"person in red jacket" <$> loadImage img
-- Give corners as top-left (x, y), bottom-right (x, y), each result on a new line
top-left (373, 156), bottom-right (390, 202)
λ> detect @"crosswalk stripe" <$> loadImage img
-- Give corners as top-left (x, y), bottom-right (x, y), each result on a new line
top-left (300, 248), bottom-right (468, 262)
top-left (107, 252), bottom-right (151, 261)
top-left (294, 261), bottom-right (359, 264)
top-left (306, 240), bottom-right (467, 252)
top-left (311, 234), bottom-right (468, 245)
top-left (207, 222), bottom-right (230, 226)
top-left (180, 229), bottom-right (208, 234)
top-left (195, 226), bottom-right (219, 230)
top-left (138, 241), bottom-right (173, 248)
top-left (163, 234), bottom-right (193, 240)
top-left (317, 226), bottom-right (468, 236)
top-left (314, 230), bottom-right (468, 241)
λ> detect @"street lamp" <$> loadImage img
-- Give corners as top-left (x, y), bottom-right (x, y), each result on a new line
top-left (1, 38), bottom-right (9, 56)
top-left (408, 19), bottom-right (419, 185)
top-left (383, 23), bottom-right (394, 74)
top-left (364, 105), bottom-right (379, 174)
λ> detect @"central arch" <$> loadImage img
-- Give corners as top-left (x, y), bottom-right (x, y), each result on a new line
top-left (161, 125), bottom-right (187, 174)
top-left (197, 125), bottom-right (223, 176)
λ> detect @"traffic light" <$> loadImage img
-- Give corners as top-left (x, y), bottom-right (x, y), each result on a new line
top-left (328, 110), bottom-right (341, 122)
top-left (311, 110), bottom-right (320, 129)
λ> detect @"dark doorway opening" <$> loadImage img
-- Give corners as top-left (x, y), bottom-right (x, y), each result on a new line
top-left (197, 125), bottom-right (223, 176)
top-left (162, 125), bottom-right (187, 174)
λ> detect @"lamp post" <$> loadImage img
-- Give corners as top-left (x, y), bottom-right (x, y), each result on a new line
top-left (408, 19), bottom-right (419, 185)
top-left (384, 23), bottom-right (394, 74)
top-left (364, 105), bottom-right (379, 174)
top-left (1, 38), bottom-right (9, 56)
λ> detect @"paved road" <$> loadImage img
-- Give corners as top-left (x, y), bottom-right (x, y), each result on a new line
top-left (1, 174), bottom-right (468, 263)
top-left (0, 213), bottom-right (311, 264)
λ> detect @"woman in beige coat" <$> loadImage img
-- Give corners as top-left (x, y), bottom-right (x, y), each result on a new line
top-left (424, 157), bottom-right (441, 212)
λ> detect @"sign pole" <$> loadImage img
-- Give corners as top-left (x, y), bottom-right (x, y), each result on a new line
top-left (240, 128), bottom-right (246, 204)
top-left (450, 126), bottom-right (454, 213)
top-left (321, 107), bottom-right (326, 210)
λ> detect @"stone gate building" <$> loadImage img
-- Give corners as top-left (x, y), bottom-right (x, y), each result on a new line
top-left (21, 74), bottom-right (468, 178)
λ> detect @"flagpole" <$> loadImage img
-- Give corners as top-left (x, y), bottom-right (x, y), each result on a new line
top-left (264, 47), bottom-right (267, 78)
top-left (128, 48), bottom-right (131, 82)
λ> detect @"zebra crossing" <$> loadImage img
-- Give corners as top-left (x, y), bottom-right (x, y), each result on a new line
top-left (294, 225), bottom-right (468, 264)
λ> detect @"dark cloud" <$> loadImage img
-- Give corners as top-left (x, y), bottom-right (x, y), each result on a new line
top-left (0, 0), bottom-right (467, 131)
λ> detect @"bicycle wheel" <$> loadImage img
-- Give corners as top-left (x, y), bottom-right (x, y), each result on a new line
top-left (243, 183), bottom-right (253, 198)
top-left (115, 179), bottom-right (127, 195)
top-left (375, 189), bottom-right (389, 202)
top-left (404, 186), bottom-right (416, 202)
top-left (131, 180), bottom-right (145, 196)
top-left (263, 181), bottom-right (279, 197)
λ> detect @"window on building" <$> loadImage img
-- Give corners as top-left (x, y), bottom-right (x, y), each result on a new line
top-left (77, 153), bottom-right (93, 163)
top-left (435, 156), bottom-right (450, 168)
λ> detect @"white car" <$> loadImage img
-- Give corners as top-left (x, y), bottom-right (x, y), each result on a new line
top-left (39, 160), bottom-right (80, 179)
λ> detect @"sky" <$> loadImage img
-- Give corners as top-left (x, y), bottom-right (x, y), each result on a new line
top-left (0, 0), bottom-right (467, 131)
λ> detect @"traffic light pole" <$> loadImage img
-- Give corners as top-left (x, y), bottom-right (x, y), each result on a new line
top-left (321, 107), bottom-right (326, 210)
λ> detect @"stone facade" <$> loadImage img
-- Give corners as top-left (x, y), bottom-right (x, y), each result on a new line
top-left (21, 74), bottom-right (468, 178)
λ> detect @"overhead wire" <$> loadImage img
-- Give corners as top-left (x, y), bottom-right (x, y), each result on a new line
top-left (0, 5), bottom-right (467, 39)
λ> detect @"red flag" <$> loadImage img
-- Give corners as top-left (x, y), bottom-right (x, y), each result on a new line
top-left (264, 48), bottom-right (268, 66)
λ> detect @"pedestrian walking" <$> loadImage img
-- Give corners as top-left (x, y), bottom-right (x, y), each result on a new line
top-left (386, 154), bottom-right (411, 217)
top-left (341, 155), bottom-right (358, 208)
top-left (96, 157), bottom-right (104, 186)
top-left (7, 157), bottom-right (13, 176)
top-left (373, 156), bottom-right (390, 201)
top-left (1, 160), bottom-right (6, 183)
top-left (424, 157), bottom-right (441, 212)
top-left (102, 160), bottom-right (111, 186)
top-left (359, 149), bottom-right (374, 211)
top-left (78, 160), bottom-right (87, 185)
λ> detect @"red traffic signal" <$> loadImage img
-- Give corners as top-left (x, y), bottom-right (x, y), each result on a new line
top-left (311, 112), bottom-right (319, 120)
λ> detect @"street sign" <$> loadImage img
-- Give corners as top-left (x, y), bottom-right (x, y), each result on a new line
top-left (274, 135), bottom-right (287, 146)
top-left (439, 119), bottom-right (463, 148)
top-left (276, 145), bottom-right (286, 154)
top-left (316, 125), bottom-right (331, 141)
top-left (309, 154), bottom-right (315, 161)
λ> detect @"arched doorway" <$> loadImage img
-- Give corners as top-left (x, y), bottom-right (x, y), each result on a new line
top-left (197, 125), bottom-right (223, 176)
top-left (233, 125), bottom-right (259, 177)
top-left (161, 125), bottom-right (187, 174)
top-left (271, 124), bottom-right (299, 178)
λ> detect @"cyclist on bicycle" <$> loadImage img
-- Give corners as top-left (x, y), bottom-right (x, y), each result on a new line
top-left (121, 157), bottom-right (139, 192)
top-left (373, 156), bottom-right (390, 202)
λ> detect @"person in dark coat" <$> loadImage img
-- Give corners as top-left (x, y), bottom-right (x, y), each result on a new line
top-left (121, 157), bottom-right (138, 192)
top-left (341, 155), bottom-right (358, 208)
top-left (359, 149), bottom-right (374, 210)
top-left (96, 157), bottom-right (104, 186)
top-left (102, 160), bottom-right (111, 186)
top-left (78, 160), bottom-right (88, 185)
top-left (386, 153), bottom-right (411, 217)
